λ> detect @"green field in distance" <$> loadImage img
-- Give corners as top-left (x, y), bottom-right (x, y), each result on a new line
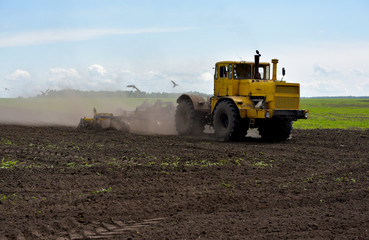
top-left (294, 98), bottom-right (369, 129)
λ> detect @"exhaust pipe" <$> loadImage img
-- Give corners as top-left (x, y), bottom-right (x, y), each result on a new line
top-left (254, 50), bottom-right (261, 79)
top-left (271, 59), bottom-right (278, 81)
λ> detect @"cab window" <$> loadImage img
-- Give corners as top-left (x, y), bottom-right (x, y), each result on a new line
top-left (219, 65), bottom-right (228, 78)
top-left (253, 65), bottom-right (270, 80)
top-left (228, 64), bottom-right (232, 79)
top-left (214, 64), bottom-right (218, 80)
top-left (258, 67), bottom-right (264, 79)
top-left (233, 64), bottom-right (251, 79)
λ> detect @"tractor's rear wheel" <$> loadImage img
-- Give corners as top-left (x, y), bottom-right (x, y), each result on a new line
top-left (175, 99), bottom-right (205, 135)
top-left (258, 119), bottom-right (293, 141)
top-left (213, 101), bottom-right (247, 141)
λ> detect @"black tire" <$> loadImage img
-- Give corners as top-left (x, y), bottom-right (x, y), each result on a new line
top-left (258, 119), bottom-right (293, 141)
top-left (213, 101), bottom-right (247, 141)
top-left (175, 99), bottom-right (205, 135)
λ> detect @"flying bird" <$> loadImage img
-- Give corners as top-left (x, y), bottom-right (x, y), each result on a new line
top-left (127, 84), bottom-right (141, 92)
top-left (4, 88), bottom-right (9, 91)
top-left (40, 89), bottom-right (50, 96)
top-left (171, 80), bottom-right (178, 88)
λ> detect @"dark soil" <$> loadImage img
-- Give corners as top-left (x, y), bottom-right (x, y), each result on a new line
top-left (0, 125), bottom-right (368, 239)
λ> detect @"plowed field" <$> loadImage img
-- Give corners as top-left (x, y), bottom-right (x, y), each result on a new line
top-left (0, 125), bottom-right (368, 239)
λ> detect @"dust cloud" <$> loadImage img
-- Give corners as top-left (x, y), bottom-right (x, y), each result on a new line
top-left (0, 97), bottom-right (177, 135)
top-left (113, 100), bottom-right (176, 135)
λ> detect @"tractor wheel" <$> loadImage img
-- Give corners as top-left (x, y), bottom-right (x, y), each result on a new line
top-left (175, 99), bottom-right (205, 135)
top-left (213, 101), bottom-right (247, 141)
top-left (258, 119), bottom-right (293, 141)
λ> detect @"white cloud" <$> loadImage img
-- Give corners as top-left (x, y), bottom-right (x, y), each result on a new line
top-left (0, 27), bottom-right (190, 48)
top-left (101, 78), bottom-right (115, 84)
top-left (46, 66), bottom-right (123, 92)
top-left (49, 68), bottom-right (81, 80)
top-left (200, 72), bottom-right (213, 82)
top-left (350, 68), bottom-right (365, 76)
top-left (5, 69), bottom-right (31, 80)
top-left (313, 64), bottom-right (334, 76)
top-left (48, 68), bottom-right (81, 89)
top-left (2, 69), bottom-right (33, 97)
top-left (89, 64), bottom-right (106, 76)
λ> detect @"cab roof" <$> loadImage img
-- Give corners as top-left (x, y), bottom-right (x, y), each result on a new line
top-left (215, 61), bottom-right (270, 65)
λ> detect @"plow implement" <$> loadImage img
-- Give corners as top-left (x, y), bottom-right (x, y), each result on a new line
top-left (78, 107), bottom-right (129, 131)
top-left (78, 100), bottom-right (175, 134)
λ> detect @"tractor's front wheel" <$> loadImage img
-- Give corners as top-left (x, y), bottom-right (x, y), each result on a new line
top-left (175, 99), bottom-right (205, 135)
top-left (213, 101), bottom-right (247, 141)
top-left (258, 119), bottom-right (293, 141)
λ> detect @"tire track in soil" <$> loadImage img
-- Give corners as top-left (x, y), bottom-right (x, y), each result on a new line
top-left (0, 218), bottom-right (165, 240)
top-left (59, 217), bottom-right (165, 240)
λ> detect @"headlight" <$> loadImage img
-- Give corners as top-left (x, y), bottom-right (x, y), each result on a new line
top-left (265, 111), bottom-right (271, 118)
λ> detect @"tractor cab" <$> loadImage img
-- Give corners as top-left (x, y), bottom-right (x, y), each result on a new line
top-left (213, 60), bottom-right (272, 97)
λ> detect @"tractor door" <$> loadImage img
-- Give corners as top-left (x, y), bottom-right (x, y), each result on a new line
top-left (214, 63), bottom-right (230, 96)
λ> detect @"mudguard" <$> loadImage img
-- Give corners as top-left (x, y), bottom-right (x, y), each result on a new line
top-left (177, 94), bottom-right (210, 112)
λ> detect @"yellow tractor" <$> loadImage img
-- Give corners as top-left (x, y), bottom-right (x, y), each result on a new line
top-left (175, 51), bottom-right (308, 141)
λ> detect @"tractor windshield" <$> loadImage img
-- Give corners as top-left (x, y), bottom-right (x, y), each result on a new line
top-left (233, 63), bottom-right (270, 80)
top-left (254, 64), bottom-right (270, 80)
top-left (233, 64), bottom-right (251, 79)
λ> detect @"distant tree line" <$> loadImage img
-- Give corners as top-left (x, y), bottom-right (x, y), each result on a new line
top-left (35, 89), bottom-right (210, 98)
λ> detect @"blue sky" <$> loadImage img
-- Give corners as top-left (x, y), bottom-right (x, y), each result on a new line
top-left (0, 0), bottom-right (368, 97)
